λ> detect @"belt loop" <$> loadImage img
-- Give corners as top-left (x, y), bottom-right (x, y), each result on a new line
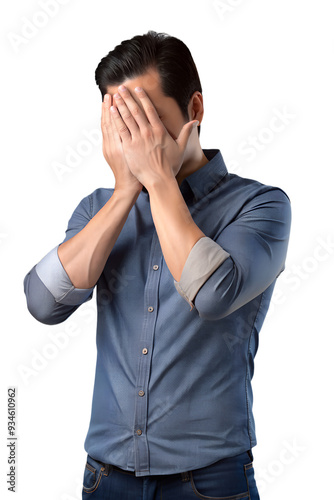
top-left (247, 449), bottom-right (254, 462)
top-left (101, 462), bottom-right (110, 476)
top-left (181, 471), bottom-right (190, 482)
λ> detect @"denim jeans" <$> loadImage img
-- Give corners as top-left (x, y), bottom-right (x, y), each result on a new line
top-left (82, 449), bottom-right (260, 499)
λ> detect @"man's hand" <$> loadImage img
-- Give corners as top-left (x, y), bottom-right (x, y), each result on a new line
top-left (101, 93), bottom-right (143, 194)
top-left (110, 85), bottom-right (199, 188)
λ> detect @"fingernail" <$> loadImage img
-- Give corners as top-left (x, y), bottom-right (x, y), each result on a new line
top-left (114, 93), bottom-right (121, 99)
top-left (110, 106), bottom-right (117, 113)
top-left (135, 87), bottom-right (143, 93)
top-left (119, 85), bottom-right (126, 92)
top-left (104, 94), bottom-right (109, 102)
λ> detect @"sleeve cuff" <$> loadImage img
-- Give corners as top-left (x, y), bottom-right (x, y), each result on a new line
top-left (35, 246), bottom-right (94, 306)
top-left (174, 236), bottom-right (230, 310)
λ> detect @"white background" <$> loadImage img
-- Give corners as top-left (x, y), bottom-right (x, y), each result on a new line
top-left (1, 0), bottom-right (333, 498)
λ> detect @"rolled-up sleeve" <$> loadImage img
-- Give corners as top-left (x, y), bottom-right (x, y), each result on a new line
top-left (174, 188), bottom-right (292, 320)
top-left (174, 237), bottom-right (230, 310)
top-left (23, 194), bottom-right (94, 325)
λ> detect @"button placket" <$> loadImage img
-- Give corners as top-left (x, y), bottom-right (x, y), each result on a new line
top-left (133, 232), bottom-right (163, 474)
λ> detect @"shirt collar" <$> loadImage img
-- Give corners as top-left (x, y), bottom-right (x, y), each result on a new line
top-left (141, 149), bottom-right (228, 202)
top-left (180, 149), bottom-right (228, 202)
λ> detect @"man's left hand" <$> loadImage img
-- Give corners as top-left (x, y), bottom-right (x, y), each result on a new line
top-left (110, 85), bottom-right (198, 188)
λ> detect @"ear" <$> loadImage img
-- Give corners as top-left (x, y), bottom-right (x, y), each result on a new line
top-left (187, 91), bottom-right (204, 124)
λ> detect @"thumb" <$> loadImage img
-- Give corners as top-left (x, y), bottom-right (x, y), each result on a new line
top-left (176, 120), bottom-right (199, 151)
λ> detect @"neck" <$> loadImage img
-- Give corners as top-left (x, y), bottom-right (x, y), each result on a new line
top-left (176, 144), bottom-right (209, 186)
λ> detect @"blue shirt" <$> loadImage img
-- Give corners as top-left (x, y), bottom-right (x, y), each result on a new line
top-left (23, 149), bottom-right (291, 476)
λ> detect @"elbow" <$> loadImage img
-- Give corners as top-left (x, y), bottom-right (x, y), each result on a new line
top-left (25, 297), bottom-right (59, 325)
top-left (25, 297), bottom-right (75, 325)
top-left (24, 291), bottom-right (67, 325)
top-left (23, 271), bottom-right (74, 325)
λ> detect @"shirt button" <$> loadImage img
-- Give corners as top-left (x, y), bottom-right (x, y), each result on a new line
top-left (138, 390), bottom-right (145, 397)
top-left (136, 429), bottom-right (142, 436)
top-left (148, 306), bottom-right (154, 312)
top-left (142, 348), bottom-right (148, 355)
top-left (153, 265), bottom-right (159, 270)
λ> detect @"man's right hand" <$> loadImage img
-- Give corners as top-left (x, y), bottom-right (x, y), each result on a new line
top-left (101, 94), bottom-right (143, 194)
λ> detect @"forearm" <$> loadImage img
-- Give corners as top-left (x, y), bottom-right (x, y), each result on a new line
top-left (147, 176), bottom-right (205, 281)
top-left (58, 187), bottom-right (141, 289)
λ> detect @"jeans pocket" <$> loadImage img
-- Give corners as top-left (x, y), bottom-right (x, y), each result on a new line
top-left (243, 462), bottom-right (260, 500)
top-left (189, 470), bottom-right (250, 499)
top-left (82, 454), bottom-right (105, 494)
top-left (189, 470), bottom-right (250, 500)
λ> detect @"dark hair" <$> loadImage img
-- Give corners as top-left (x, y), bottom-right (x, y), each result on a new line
top-left (95, 30), bottom-right (202, 136)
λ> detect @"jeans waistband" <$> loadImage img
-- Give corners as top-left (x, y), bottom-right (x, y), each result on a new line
top-left (95, 448), bottom-right (254, 477)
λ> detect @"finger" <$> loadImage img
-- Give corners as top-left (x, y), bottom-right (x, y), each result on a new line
top-left (101, 94), bottom-right (118, 145)
top-left (102, 93), bottom-right (121, 147)
top-left (101, 93), bottom-right (111, 133)
top-left (117, 85), bottom-right (149, 131)
top-left (110, 98), bottom-right (131, 142)
top-left (101, 94), bottom-right (113, 157)
top-left (134, 87), bottom-right (162, 128)
top-left (114, 92), bottom-right (139, 137)
top-left (109, 95), bottom-right (124, 143)
top-left (176, 120), bottom-right (199, 152)
top-left (101, 94), bottom-right (123, 160)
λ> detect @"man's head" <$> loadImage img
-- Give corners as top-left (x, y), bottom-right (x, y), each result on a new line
top-left (95, 30), bottom-right (204, 139)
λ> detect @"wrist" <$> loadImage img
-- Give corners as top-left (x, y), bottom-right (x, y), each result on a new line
top-left (114, 184), bottom-right (142, 201)
top-left (145, 173), bottom-right (178, 193)
top-left (114, 180), bottom-right (142, 193)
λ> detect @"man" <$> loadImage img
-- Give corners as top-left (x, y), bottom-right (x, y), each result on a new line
top-left (24, 30), bottom-right (291, 499)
